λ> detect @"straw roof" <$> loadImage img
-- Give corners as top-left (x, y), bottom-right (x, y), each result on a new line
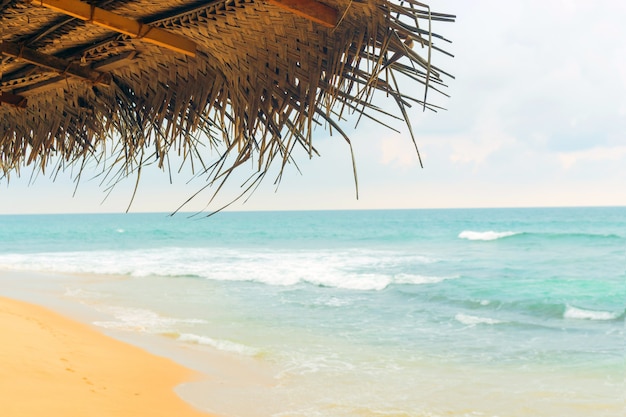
top-left (1, 0), bottom-right (454, 204)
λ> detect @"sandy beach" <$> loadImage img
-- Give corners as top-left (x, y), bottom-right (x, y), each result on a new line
top-left (0, 296), bottom-right (213, 417)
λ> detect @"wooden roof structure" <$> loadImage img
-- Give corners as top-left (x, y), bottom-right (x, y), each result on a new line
top-left (1, 0), bottom-right (454, 205)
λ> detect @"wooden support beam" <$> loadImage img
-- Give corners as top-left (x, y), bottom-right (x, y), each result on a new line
top-left (1, 40), bottom-right (111, 85)
top-left (31, 0), bottom-right (197, 57)
top-left (11, 52), bottom-right (137, 95)
top-left (93, 50), bottom-right (137, 71)
top-left (0, 91), bottom-right (28, 108)
top-left (268, 0), bottom-right (338, 28)
top-left (12, 75), bottom-right (68, 95)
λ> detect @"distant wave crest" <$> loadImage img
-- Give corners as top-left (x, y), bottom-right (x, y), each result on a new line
top-left (458, 230), bottom-right (519, 241)
top-left (564, 306), bottom-right (621, 321)
top-left (454, 313), bottom-right (504, 326)
top-left (458, 230), bottom-right (623, 242)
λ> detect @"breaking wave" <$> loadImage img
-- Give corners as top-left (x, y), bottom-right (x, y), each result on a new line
top-left (458, 231), bottom-right (519, 241)
top-left (564, 306), bottom-right (622, 321)
top-left (454, 313), bottom-right (505, 326)
top-left (0, 248), bottom-right (447, 292)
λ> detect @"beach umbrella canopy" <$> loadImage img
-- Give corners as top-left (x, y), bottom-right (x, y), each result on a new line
top-left (0, 0), bottom-right (454, 204)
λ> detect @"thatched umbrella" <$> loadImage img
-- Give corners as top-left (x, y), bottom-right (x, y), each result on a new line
top-left (0, 0), bottom-right (454, 208)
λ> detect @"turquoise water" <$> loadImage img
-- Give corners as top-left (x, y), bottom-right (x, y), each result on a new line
top-left (0, 207), bottom-right (624, 416)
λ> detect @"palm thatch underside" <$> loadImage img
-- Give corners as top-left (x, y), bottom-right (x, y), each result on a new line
top-left (1, 0), bottom-right (454, 210)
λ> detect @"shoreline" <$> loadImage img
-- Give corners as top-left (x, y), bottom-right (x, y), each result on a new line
top-left (0, 269), bottom-right (280, 417)
top-left (0, 295), bottom-right (215, 417)
top-left (1, 254), bottom-right (622, 417)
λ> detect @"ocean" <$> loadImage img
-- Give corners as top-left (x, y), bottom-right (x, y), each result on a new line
top-left (0, 207), bottom-right (624, 417)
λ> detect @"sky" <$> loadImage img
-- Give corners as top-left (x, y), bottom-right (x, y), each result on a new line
top-left (1, 0), bottom-right (625, 214)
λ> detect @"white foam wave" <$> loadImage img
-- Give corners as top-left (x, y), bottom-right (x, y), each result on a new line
top-left (63, 287), bottom-right (108, 300)
top-left (0, 247), bottom-right (442, 291)
top-left (93, 305), bottom-right (206, 333)
top-left (312, 273), bottom-right (391, 291)
top-left (277, 352), bottom-right (356, 378)
top-left (458, 230), bottom-right (518, 241)
top-left (312, 297), bottom-right (352, 307)
top-left (564, 306), bottom-right (619, 321)
top-left (0, 251), bottom-right (142, 275)
top-left (455, 313), bottom-right (503, 326)
top-left (325, 298), bottom-right (351, 307)
top-left (394, 273), bottom-right (458, 285)
top-left (177, 333), bottom-right (259, 356)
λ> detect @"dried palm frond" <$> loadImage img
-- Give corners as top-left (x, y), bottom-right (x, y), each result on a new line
top-left (0, 0), bottom-right (454, 208)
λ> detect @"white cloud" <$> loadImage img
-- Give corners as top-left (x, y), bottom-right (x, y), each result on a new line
top-left (558, 146), bottom-right (626, 169)
top-left (378, 134), bottom-right (421, 168)
top-left (444, 106), bottom-right (517, 165)
top-left (449, 131), bottom-right (514, 165)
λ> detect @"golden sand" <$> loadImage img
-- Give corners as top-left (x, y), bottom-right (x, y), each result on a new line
top-left (0, 296), bottom-right (213, 417)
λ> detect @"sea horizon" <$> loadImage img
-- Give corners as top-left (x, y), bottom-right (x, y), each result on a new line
top-left (1, 203), bottom-right (624, 217)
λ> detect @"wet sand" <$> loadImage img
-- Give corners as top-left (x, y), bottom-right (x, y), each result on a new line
top-left (0, 296), bottom-right (214, 417)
